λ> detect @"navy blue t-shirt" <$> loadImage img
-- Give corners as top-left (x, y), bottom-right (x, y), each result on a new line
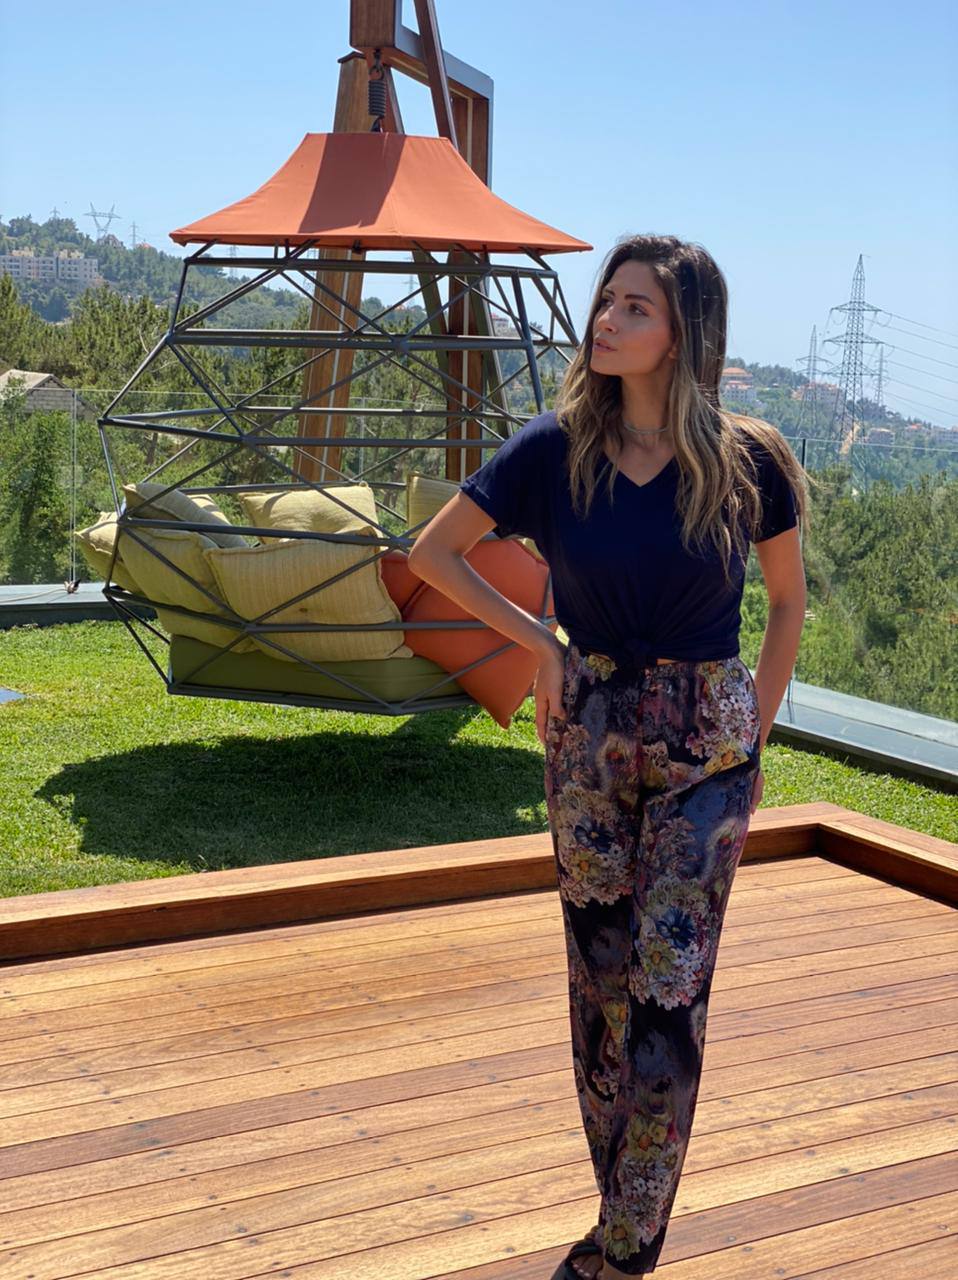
top-left (458, 409), bottom-right (798, 668)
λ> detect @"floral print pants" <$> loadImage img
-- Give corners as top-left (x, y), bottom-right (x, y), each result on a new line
top-left (544, 642), bottom-right (763, 1275)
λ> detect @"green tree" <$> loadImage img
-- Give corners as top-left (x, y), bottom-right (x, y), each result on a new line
top-left (1, 407), bottom-right (70, 583)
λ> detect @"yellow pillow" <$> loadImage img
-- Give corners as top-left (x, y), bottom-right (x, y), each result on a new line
top-left (118, 526), bottom-right (255, 652)
top-left (235, 483), bottom-right (378, 535)
top-left (407, 472), bottom-right (459, 533)
top-left (406, 470), bottom-right (544, 560)
top-left (122, 481), bottom-right (248, 549)
top-left (205, 534), bottom-right (412, 664)
top-left (75, 512), bottom-right (142, 592)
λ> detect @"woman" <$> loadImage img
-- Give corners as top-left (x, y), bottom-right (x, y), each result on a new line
top-left (407, 234), bottom-right (810, 1278)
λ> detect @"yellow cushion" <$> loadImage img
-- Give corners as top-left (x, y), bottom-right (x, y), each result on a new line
top-left (74, 512), bottom-right (141, 592)
top-left (122, 481), bottom-right (248, 549)
top-left (406, 470), bottom-right (544, 561)
top-left (235, 483), bottom-right (378, 535)
top-left (205, 535), bottom-right (412, 664)
top-left (119, 526), bottom-right (256, 652)
top-left (407, 471), bottom-right (459, 533)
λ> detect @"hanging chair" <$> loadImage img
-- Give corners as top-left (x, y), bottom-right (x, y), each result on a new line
top-left (87, 131), bottom-right (592, 724)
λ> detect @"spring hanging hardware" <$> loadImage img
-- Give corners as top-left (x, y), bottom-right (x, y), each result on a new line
top-left (368, 49), bottom-right (387, 131)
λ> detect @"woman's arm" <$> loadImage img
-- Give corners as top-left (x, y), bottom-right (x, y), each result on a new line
top-left (751, 525), bottom-right (807, 751)
top-left (407, 491), bottom-right (562, 664)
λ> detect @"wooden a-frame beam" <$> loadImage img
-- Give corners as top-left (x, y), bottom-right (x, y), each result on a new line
top-left (295, 1), bottom-right (508, 486)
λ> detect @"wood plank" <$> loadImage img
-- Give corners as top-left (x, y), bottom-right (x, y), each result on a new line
top-left (457, 1152), bottom-right (958, 1278)
top-left (3, 947), bottom-right (952, 1075)
top-left (789, 1235), bottom-right (958, 1279)
top-left (672, 1115), bottom-right (958, 1215)
top-left (723, 883), bottom-right (944, 926)
top-left (1, 1035), bottom-right (952, 1184)
top-left (0, 949), bottom-right (564, 1038)
top-left (2, 932), bottom-right (954, 1060)
top-left (2, 961), bottom-right (954, 1102)
top-left (707, 971), bottom-right (958, 1037)
top-left (22, 1180), bottom-right (953, 1280)
top-left (3, 1111), bottom-right (954, 1276)
top-left (819, 815), bottom-right (958, 905)
top-left (2, 886), bottom-right (951, 1006)
top-left (443, 1233), bottom-right (958, 1280)
top-left (653, 1190), bottom-right (958, 1279)
top-left (0, 851), bottom-right (869, 984)
top-left (4, 959), bottom-right (953, 1086)
top-left (0, 894), bottom-right (948, 1024)
top-left (821, 809), bottom-right (958, 863)
top-left (0, 880), bottom-right (931, 1006)
top-left (0, 861), bottom-right (873, 987)
top-left (717, 912), bottom-right (958, 966)
top-left (1, 1067), bottom-right (953, 1240)
top-left (0, 849), bottom-right (927, 967)
top-left (0, 978), bottom-right (954, 1147)
top-left (3, 889), bottom-right (952, 1015)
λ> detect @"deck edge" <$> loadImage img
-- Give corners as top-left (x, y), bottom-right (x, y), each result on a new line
top-left (0, 804), bottom-right (952, 960)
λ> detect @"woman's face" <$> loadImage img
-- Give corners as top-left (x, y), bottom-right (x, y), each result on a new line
top-left (589, 259), bottom-right (677, 377)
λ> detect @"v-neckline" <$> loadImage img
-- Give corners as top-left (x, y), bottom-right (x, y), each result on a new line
top-left (603, 450), bottom-right (678, 492)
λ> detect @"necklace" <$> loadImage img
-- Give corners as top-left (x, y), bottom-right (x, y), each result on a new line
top-left (623, 418), bottom-right (671, 437)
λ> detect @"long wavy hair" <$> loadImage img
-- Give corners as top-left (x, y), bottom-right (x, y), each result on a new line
top-left (554, 234), bottom-right (812, 588)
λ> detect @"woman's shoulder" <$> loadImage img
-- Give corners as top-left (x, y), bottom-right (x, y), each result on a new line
top-left (516, 408), bottom-right (566, 443)
top-left (493, 408), bottom-right (566, 461)
top-left (728, 414), bottom-right (792, 476)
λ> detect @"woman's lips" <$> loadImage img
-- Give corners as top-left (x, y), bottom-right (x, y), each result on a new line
top-left (593, 340), bottom-right (614, 352)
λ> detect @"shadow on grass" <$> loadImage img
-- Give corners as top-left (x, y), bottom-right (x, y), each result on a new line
top-left (36, 712), bottom-right (550, 869)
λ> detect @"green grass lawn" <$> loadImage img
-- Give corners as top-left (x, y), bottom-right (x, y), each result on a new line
top-left (0, 619), bottom-right (954, 899)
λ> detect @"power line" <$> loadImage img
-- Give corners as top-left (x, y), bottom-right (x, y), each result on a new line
top-left (882, 374), bottom-right (958, 405)
top-left (874, 342), bottom-right (958, 372)
top-left (884, 359), bottom-right (958, 388)
top-left (871, 317), bottom-right (958, 353)
top-left (876, 309), bottom-right (958, 342)
top-left (883, 388), bottom-right (958, 421)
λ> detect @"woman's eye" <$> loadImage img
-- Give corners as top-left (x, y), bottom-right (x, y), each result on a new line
top-left (600, 298), bottom-right (643, 314)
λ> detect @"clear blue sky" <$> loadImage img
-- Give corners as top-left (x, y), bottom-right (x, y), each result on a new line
top-left (2, 0), bottom-right (956, 426)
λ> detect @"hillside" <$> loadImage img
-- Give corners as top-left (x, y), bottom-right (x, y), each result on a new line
top-left (0, 214), bottom-right (302, 327)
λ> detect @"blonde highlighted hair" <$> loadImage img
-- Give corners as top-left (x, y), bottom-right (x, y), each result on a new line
top-left (554, 234), bottom-right (812, 588)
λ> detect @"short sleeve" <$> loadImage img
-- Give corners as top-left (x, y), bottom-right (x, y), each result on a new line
top-left (458, 419), bottom-right (549, 541)
top-left (752, 441), bottom-right (799, 543)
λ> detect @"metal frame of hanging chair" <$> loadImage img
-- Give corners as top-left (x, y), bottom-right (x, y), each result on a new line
top-left (96, 238), bottom-right (580, 715)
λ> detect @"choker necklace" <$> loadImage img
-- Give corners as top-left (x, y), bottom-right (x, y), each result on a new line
top-left (623, 418), bottom-right (671, 436)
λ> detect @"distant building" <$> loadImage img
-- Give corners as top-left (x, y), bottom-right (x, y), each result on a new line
top-left (0, 250), bottom-right (100, 286)
top-left (865, 427), bottom-right (895, 446)
top-left (720, 365), bottom-right (758, 404)
top-left (0, 368), bottom-right (96, 416)
top-left (790, 380), bottom-right (844, 409)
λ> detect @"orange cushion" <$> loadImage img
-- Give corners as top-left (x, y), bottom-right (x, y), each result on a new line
top-left (401, 540), bottom-right (556, 729)
top-left (379, 549), bottom-right (423, 612)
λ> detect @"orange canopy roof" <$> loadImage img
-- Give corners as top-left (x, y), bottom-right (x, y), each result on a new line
top-left (169, 132), bottom-right (592, 254)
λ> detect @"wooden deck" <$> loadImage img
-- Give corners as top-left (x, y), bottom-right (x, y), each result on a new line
top-left (0, 802), bottom-right (955, 1279)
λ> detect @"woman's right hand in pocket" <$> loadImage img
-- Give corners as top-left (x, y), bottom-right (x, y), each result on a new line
top-left (533, 640), bottom-right (568, 745)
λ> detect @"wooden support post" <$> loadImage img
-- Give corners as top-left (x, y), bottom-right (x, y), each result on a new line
top-left (297, 0), bottom-right (511, 492)
top-left (410, 0), bottom-right (503, 481)
top-left (295, 53), bottom-right (370, 485)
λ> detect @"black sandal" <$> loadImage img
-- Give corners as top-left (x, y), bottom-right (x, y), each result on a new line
top-left (559, 1225), bottom-right (603, 1279)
